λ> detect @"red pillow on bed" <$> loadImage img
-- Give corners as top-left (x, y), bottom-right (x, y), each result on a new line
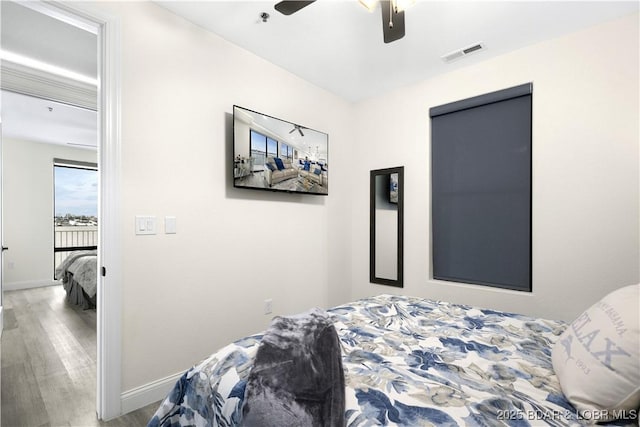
top-left (551, 284), bottom-right (639, 424)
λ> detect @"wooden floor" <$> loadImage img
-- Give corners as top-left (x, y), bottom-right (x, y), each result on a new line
top-left (1, 285), bottom-right (160, 426)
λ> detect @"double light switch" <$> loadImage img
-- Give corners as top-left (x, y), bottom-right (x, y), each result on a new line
top-left (135, 216), bottom-right (156, 235)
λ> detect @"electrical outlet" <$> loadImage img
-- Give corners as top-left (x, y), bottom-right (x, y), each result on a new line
top-left (264, 298), bottom-right (273, 315)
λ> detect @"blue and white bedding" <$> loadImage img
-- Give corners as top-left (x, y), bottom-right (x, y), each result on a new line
top-left (150, 294), bottom-right (608, 426)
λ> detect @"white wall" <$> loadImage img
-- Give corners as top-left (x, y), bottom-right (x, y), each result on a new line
top-left (2, 138), bottom-right (96, 289)
top-left (92, 2), bottom-right (354, 393)
top-left (350, 13), bottom-right (639, 322)
top-left (65, 1), bottom-right (637, 412)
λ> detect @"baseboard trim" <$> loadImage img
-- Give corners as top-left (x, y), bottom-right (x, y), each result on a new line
top-left (120, 371), bottom-right (183, 416)
top-left (4, 280), bottom-right (59, 291)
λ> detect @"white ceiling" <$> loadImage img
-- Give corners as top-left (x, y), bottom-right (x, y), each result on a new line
top-left (1, 90), bottom-right (97, 149)
top-left (1, 1), bottom-right (97, 79)
top-left (157, 0), bottom-right (639, 102)
top-left (0, 1), bottom-right (97, 149)
top-left (235, 106), bottom-right (328, 158)
top-left (1, 1), bottom-right (637, 147)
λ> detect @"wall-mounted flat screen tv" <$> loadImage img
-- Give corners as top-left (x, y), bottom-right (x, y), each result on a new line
top-left (233, 105), bottom-right (328, 196)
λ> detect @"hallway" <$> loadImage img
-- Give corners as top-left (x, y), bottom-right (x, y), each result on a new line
top-left (1, 285), bottom-right (158, 426)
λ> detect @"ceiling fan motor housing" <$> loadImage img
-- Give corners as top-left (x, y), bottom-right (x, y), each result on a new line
top-left (274, 0), bottom-right (406, 43)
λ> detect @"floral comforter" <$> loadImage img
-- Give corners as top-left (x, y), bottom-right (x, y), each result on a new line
top-left (150, 294), bottom-right (599, 426)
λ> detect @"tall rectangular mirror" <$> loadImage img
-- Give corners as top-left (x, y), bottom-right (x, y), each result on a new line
top-left (370, 166), bottom-right (404, 287)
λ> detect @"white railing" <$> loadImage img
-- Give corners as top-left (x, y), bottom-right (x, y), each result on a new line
top-left (54, 226), bottom-right (98, 269)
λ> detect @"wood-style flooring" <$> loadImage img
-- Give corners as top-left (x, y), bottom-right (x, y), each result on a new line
top-left (1, 285), bottom-right (160, 426)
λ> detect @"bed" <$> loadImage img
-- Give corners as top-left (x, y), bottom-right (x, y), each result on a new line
top-left (149, 292), bottom-right (639, 427)
top-left (55, 250), bottom-right (98, 309)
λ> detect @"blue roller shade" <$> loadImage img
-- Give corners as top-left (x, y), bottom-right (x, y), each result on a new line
top-left (430, 83), bottom-right (532, 292)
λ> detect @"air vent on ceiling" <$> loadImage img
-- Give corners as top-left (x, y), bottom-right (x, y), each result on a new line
top-left (441, 42), bottom-right (485, 63)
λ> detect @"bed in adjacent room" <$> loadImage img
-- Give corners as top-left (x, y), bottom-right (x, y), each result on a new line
top-left (55, 249), bottom-right (98, 309)
top-left (149, 287), bottom-right (639, 427)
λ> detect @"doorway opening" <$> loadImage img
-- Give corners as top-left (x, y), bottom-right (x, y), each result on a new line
top-left (1, 0), bottom-right (121, 421)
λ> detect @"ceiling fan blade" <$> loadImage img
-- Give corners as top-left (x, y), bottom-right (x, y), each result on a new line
top-left (274, 1), bottom-right (316, 16)
top-left (290, 125), bottom-right (305, 136)
top-left (380, 1), bottom-right (405, 44)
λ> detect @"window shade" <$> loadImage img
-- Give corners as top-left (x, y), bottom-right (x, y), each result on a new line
top-left (430, 83), bottom-right (532, 291)
top-left (54, 158), bottom-right (97, 170)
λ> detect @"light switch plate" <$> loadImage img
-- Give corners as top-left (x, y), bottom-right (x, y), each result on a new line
top-left (135, 215), bottom-right (157, 235)
top-left (165, 216), bottom-right (177, 234)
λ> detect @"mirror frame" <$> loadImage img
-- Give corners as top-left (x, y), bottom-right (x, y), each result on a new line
top-left (370, 166), bottom-right (404, 287)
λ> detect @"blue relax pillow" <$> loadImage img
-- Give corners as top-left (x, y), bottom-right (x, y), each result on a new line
top-left (265, 163), bottom-right (275, 171)
top-left (274, 158), bottom-right (285, 170)
top-left (313, 168), bottom-right (322, 175)
top-left (303, 162), bottom-right (310, 171)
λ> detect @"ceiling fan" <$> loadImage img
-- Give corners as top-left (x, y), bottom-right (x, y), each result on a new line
top-left (290, 124), bottom-right (305, 136)
top-left (274, 0), bottom-right (409, 44)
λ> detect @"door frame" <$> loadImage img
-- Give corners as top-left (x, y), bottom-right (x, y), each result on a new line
top-left (17, 1), bottom-right (123, 420)
top-left (0, 122), bottom-right (2, 427)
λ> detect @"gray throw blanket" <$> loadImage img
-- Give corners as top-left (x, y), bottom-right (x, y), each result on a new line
top-left (241, 309), bottom-right (345, 427)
